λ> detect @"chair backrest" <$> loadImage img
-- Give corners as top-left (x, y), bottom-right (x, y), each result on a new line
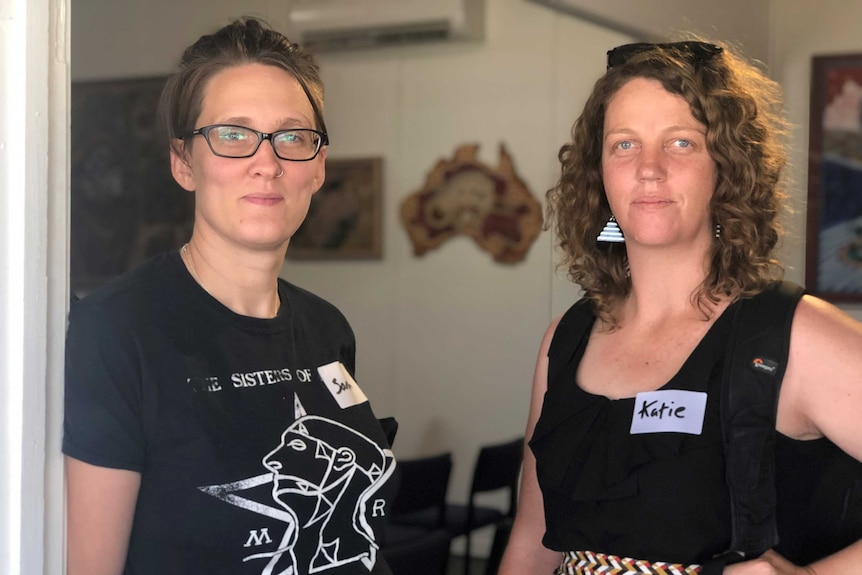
top-left (390, 452), bottom-right (453, 524)
top-left (383, 528), bottom-right (452, 575)
top-left (469, 437), bottom-right (524, 516)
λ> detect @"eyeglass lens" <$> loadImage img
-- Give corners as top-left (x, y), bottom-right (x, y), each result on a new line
top-left (204, 125), bottom-right (323, 161)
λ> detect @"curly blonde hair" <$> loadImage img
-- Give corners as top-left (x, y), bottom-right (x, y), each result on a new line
top-left (547, 41), bottom-right (789, 325)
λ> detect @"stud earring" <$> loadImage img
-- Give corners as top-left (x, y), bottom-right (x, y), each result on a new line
top-left (715, 223), bottom-right (721, 238)
top-left (597, 215), bottom-right (625, 243)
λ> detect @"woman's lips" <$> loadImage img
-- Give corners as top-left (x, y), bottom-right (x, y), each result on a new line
top-left (244, 194), bottom-right (284, 206)
top-left (633, 197), bottom-right (672, 207)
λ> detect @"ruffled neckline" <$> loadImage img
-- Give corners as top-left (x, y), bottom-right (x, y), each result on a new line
top-left (530, 302), bottom-right (735, 502)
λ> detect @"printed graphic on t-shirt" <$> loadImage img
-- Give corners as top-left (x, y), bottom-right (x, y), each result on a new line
top-left (198, 394), bottom-right (396, 574)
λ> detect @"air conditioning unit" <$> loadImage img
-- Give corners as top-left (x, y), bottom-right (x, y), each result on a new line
top-left (288, 0), bottom-right (485, 52)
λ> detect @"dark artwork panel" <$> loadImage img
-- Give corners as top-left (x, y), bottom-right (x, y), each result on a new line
top-left (71, 77), bottom-right (192, 295)
top-left (806, 54), bottom-right (862, 302)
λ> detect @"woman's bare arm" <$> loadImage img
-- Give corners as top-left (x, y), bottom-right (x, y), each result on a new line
top-left (66, 456), bottom-right (141, 575)
top-left (497, 319), bottom-right (564, 575)
top-left (778, 295), bottom-right (862, 455)
top-left (755, 295), bottom-right (862, 575)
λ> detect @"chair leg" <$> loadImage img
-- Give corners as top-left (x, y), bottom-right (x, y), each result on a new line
top-left (485, 518), bottom-right (513, 575)
top-left (463, 532), bottom-right (472, 575)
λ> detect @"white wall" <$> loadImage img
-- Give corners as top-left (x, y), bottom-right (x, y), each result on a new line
top-left (526, 0), bottom-right (771, 63)
top-left (72, 0), bottom-right (294, 80)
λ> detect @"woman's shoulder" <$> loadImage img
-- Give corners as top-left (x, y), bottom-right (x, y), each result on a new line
top-left (547, 297), bottom-right (595, 351)
top-left (75, 253), bottom-right (178, 304)
top-left (792, 292), bottom-right (861, 329)
top-left (279, 279), bottom-right (352, 330)
top-left (778, 291), bottom-right (862, 444)
top-left (786, 291), bottom-right (862, 368)
top-left (71, 252), bottom-right (180, 320)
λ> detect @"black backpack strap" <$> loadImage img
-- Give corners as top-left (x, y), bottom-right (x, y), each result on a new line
top-left (547, 298), bottom-right (594, 386)
top-left (721, 280), bottom-right (805, 560)
top-left (378, 417), bottom-right (398, 447)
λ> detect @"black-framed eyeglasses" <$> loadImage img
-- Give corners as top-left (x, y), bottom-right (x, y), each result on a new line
top-left (185, 124), bottom-right (329, 161)
top-left (606, 41), bottom-right (723, 70)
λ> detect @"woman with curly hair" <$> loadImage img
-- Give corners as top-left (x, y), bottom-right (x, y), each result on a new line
top-left (499, 41), bottom-right (862, 574)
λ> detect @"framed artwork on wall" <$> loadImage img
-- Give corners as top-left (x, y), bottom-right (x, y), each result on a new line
top-left (287, 157), bottom-right (383, 260)
top-left (806, 53), bottom-right (862, 302)
top-left (71, 76), bottom-right (192, 295)
top-left (399, 144), bottom-right (543, 264)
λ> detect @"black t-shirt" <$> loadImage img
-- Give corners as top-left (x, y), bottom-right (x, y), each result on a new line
top-left (63, 251), bottom-right (395, 574)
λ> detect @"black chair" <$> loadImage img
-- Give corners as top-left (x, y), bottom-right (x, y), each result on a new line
top-left (384, 452), bottom-right (453, 547)
top-left (382, 528), bottom-right (452, 575)
top-left (484, 516), bottom-right (513, 575)
top-left (393, 437), bottom-right (524, 575)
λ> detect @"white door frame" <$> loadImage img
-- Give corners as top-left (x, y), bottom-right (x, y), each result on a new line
top-left (0, 0), bottom-right (69, 572)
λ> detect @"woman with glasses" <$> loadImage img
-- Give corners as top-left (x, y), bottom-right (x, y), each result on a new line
top-left (499, 41), bottom-right (862, 574)
top-left (63, 17), bottom-right (396, 575)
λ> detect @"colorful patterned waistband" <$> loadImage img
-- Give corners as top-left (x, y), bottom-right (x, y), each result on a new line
top-left (556, 550), bottom-right (701, 575)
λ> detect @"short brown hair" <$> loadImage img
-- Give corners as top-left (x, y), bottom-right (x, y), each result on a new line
top-left (158, 17), bottom-right (326, 158)
top-left (548, 41), bottom-right (788, 324)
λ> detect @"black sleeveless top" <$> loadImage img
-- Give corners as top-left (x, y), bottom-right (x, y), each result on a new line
top-left (531, 298), bottom-right (862, 566)
top-left (531, 303), bottom-right (735, 565)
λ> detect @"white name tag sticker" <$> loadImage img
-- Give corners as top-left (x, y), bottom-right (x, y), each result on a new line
top-left (318, 361), bottom-right (368, 409)
top-left (630, 390), bottom-right (707, 435)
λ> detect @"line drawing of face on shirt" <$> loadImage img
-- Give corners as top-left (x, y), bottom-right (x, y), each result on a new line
top-left (199, 394), bottom-right (395, 574)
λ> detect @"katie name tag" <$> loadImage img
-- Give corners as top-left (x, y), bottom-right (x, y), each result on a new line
top-left (318, 361), bottom-right (368, 409)
top-left (630, 390), bottom-right (707, 435)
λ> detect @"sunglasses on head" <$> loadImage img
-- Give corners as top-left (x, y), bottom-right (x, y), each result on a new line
top-left (606, 41), bottom-right (723, 70)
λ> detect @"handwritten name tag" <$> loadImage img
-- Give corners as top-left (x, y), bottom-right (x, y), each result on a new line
top-left (630, 390), bottom-right (707, 435)
top-left (318, 361), bottom-right (368, 409)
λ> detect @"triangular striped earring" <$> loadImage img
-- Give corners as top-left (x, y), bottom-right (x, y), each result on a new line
top-left (597, 215), bottom-right (625, 243)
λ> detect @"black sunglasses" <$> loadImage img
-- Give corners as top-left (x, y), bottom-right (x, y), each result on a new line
top-left (606, 41), bottom-right (723, 70)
